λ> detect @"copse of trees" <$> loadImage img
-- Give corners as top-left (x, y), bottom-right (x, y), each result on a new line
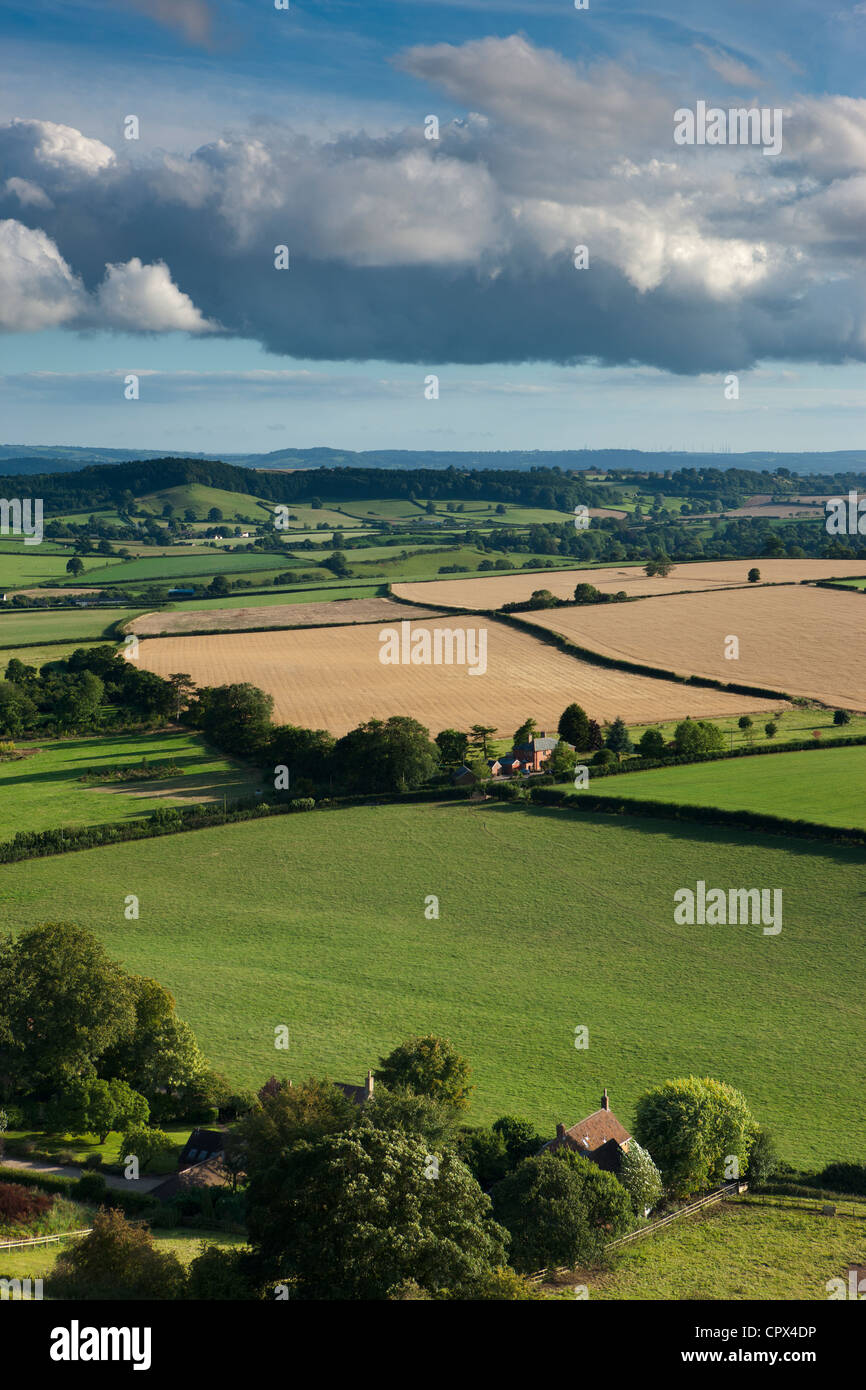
top-left (0, 923), bottom-right (211, 1124)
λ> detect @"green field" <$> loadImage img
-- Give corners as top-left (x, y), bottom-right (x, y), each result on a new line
top-left (0, 1228), bottom-right (247, 1285)
top-left (575, 1199), bottom-right (866, 1301)
top-left (625, 708), bottom-right (866, 749)
top-left (0, 550), bottom-right (80, 589)
top-left (73, 551), bottom-right (286, 585)
top-left (577, 745), bottom-right (866, 829)
top-left (0, 641), bottom-right (106, 670)
top-left (0, 731), bottom-right (259, 838)
top-left (168, 583), bottom-right (385, 611)
top-left (1, 801), bottom-right (862, 1170)
top-left (0, 608), bottom-right (133, 649)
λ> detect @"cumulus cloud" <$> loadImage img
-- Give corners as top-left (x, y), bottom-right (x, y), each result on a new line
top-left (6, 39), bottom-right (866, 369)
top-left (95, 257), bottom-right (218, 332)
top-left (0, 221), bottom-right (213, 336)
top-left (0, 220), bottom-right (86, 329)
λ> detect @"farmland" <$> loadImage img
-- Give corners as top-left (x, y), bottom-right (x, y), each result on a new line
top-left (393, 557), bottom-right (866, 610)
top-left (128, 597), bottom-right (443, 636)
top-left (571, 744), bottom-right (866, 830)
top-left (574, 1199), bottom-right (866, 1301)
top-left (525, 585), bottom-right (866, 709)
top-left (1, 801), bottom-right (863, 1170)
top-left (71, 550), bottom-right (291, 585)
top-left (136, 617), bottom-right (784, 733)
top-left (0, 607), bottom-right (134, 649)
top-left (0, 730), bottom-right (259, 838)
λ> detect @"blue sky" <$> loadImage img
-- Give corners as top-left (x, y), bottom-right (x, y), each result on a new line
top-left (2, 0), bottom-right (866, 452)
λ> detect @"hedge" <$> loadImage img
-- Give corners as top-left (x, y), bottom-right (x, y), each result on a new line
top-left (0, 1166), bottom-right (160, 1218)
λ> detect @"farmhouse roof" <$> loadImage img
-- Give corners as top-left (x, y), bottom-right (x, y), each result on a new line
top-left (178, 1128), bottom-right (225, 1169)
top-left (335, 1070), bottom-right (375, 1108)
top-left (151, 1154), bottom-right (232, 1201)
top-left (544, 1089), bottom-right (630, 1165)
top-left (515, 736), bottom-right (558, 754)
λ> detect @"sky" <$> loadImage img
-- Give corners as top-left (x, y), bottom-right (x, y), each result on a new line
top-left (3, 0), bottom-right (866, 453)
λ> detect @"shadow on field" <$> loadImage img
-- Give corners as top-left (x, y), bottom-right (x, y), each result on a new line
top-left (453, 798), bottom-right (866, 871)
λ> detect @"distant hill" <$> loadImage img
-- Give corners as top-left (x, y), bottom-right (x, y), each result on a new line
top-left (3, 443), bottom-right (866, 477)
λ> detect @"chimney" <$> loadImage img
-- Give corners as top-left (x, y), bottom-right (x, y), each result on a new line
top-left (601, 1087), bottom-right (610, 1111)
top-left (365, 1070), bottom-right (375, 1098)
top-left (556, 1123), bottom-right (566, 1140)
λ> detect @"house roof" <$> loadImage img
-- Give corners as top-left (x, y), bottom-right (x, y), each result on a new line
top-left (151, 1154), bottom-right (232, 1201)
top-left (335, 1071), bottom-right (375, 1108)
top-left (178, 1128), bottom-right (225, 1167)
top-left (515, 736), bottom-right (558, 753)
top-left (545, 1105), bottom-right (631, 1160)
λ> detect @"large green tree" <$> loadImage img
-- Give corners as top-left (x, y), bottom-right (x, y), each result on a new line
top-left (48, 1076), bottom-right (149, 1144)
top-left (491, 1150), bottom-right (633, 1273)
top-left (557, 703), bottom-right (590, 749)
top-left (334, 716), bottom-right (439, 793)
top-left (634, 1076), bottom-right (756, 1197)
top-left (100, 976), bottom-right (206, 1100)
top-left (0, 923), bottom-right (136, 1094)
top-left (375, 1035), bottom-right (473, 1111)
top-left (194, 682), bottom-right (274, 757)
top-left (246, 1126), bottom-right (507, 1299)
top-left (50, 1209), bottom-right (186, 1300)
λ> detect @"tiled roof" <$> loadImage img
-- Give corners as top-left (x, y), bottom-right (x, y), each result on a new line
top-left (546, 1107), bottom-right (631, 1158)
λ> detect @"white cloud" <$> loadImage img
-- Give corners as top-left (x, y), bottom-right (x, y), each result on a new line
top-left (94, 258), bottom-right (217, 332)
top-left (0, 219), bottom-right (86, 329)
top-left (7, 118), bottom-right (115, 180)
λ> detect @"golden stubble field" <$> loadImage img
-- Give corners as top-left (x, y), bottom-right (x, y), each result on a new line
top-left (129, 598), bottom-right (442, 636)
top-left (137, 615), bottom-right (784, 734)
top-left (393, 558), bottom-right (866, 609)
top-left (525, 585), bottom-right (866, 709)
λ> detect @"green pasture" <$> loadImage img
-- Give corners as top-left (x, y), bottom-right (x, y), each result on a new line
top-left (0, 1228), bottom-right (247, 1284)
top-left (1, 802), bottom-right (862, 1171)
top-left (574, 745), bottom-right (866, 830)
top-left (0, 730), bottom-right (260, 838)
top-left (0, 608), bottom-right (132, 649)
top-left (167, 584), bottom-right (385, 612)
top-left (71, 551), bottom-right (286, 585)
top-left (579, 1199), bottom-right (866, 1301)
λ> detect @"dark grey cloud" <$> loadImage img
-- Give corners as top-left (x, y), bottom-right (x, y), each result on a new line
top-left (3, 38), bottom-right (866, 370)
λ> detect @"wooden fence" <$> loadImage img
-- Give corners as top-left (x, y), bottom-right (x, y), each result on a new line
top-left (528, 1181), bottom-right (738, 1283)
top-left (0, 1228), bottom-right (92, 1251)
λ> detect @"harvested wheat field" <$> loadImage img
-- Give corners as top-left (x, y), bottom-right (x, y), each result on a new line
top-left (525, 585), bottom-right (866, 710)
top-left (128, 597), bottom-right (442, 637)
top-left (137, 617), bottom-right (783, 734)
top-left (393, 559), bottom-right (866, 610)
